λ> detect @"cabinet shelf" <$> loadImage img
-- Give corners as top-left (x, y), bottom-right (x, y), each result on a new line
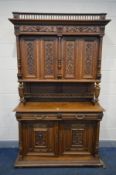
top-left (14, 101), bottom-right (104, 113)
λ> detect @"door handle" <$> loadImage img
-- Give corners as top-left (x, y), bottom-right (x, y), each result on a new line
top-left (34, 115), bottom-right (46, 120)
top-left (75, 114), bottom-right (85, 120)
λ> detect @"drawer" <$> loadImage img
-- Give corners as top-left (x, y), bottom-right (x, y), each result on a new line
top-left (16, 112), bottom-right (103, 121)
top-left (61, 113), bottom-right (103, 120)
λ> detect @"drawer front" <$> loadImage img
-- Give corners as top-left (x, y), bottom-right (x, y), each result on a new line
top-left (16, 112), bottom-right (103, 121)
top-left (61, 113), bottom-right (102, 120)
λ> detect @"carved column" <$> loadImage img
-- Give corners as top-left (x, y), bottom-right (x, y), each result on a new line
top-left (18, 122), bottom-right (23, 160)
top-left (57, 35), bottom-right (62, 79)
top-left (97, 36), bottom-right (103, 80)
top-left (94, 113), bottom-right (103, 157)
top-left (92, 82), bottom-right (100, 104)
top-left (18, 82), bottom-right (25, 104)
top-left (16, 36), bottom-right (22, 79)
top-left (92, 121), bottom-right (100, 157)
top-left (95, 82), bottom-right (100, 102)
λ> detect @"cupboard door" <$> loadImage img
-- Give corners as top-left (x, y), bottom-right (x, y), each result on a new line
top-left (62, 37), bottom-right (79, 79)
top-left (20, 36), bottom-right (98, 80)
top-left (40, 37), bottom-right (58, 79)
top-left (20, 37), bottom-right (38, 79)
top-left (21, 121), bottom-right (58, 157)
top-left (59, 121), bottom-right (96, 156)
top-left (80, 38), bottom-right (98, 79)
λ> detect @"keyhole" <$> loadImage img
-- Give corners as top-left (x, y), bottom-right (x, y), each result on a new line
top-left (38, 133), bottom-right (43, 139)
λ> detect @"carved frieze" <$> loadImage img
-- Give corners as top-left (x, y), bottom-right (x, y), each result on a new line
top-left (25, 92), bottom-right (93, 99)
top-left (64, 26), bottom-right (99, 33)
top-left (19, 25), bottom-right (103, 34)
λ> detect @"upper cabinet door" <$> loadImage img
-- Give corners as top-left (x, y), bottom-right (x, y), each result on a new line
top-left (20, 36), bottom-right (98, 81)
top-left (20, 37), bottom-right (38, 79)
top-left (80, 38), bottom-right (98, 79)
top-left (61, 37), bottom-right (79, 79)
top-left (40, 37), bottom-right (58, 79)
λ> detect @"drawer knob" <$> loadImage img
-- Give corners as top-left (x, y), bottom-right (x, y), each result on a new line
top-left (75, 115), bottom-right (85, 120)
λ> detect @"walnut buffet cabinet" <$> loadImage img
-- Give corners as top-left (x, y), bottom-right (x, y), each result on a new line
top-left (9, 12), bottom-right (110, 167)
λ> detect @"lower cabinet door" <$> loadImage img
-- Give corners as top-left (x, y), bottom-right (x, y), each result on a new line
top-left (59, 120), bottom-right (96, 156)
top-left (20, 118), bottom-right (98, 159)
top-left (21, 121), bottom-right (58, 157)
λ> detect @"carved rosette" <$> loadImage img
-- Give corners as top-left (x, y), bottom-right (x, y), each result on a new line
top-left (35, 131), bottom-right (47, 147)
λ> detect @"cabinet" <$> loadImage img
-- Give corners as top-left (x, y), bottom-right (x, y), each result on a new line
top-left (15, 102), bottom-right (103, 166)
top-left (9, 12), bottom-right (110, 167)
top-left (20, 36), bottom-right (98, 80)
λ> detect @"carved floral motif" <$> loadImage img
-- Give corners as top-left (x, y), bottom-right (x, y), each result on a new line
top-left (26, 41), bottom-right (35, 75)
top-left (65, 41), bottom-right (75, 77)
top-left (84, 42), bottom-right (93, 76)
top-left (35, 131), bottom-right (47, 146)
top-left (44, 41), bottom-right (54, 76)
top-left (64, 26), bottom-right (99, 33)
top-left (72, 129), bottom-right (84, 146)
top-left (19, 25), bottom-right (101, 33)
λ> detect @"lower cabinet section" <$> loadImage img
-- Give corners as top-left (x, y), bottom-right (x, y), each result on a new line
top-left (16, 112), bottom-right (103, 167)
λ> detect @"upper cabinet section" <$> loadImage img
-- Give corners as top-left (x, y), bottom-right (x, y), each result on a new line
top-left (9, 12), bottom-right (110, 82)
top-left (20, 36), bottom-right (98, 81)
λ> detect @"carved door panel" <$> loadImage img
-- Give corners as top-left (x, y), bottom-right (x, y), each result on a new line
top-left (40, 37), bottom-right (58, 79)
top-left (61, 37), bottom-right (79, 79)
top-left (59, 121), bottom-right (95, 156)
top-left (21, 121), bottom-right (58, 157)
top-left (80, 38), bottom-right (98, 79)
top-left (20, 36), bottom-right (98, 81)
top-left (20, 37), bottom-right (38, 79)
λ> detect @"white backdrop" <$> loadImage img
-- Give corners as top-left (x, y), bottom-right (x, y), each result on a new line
top-left (0, 0), bottom-right (116, 141)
